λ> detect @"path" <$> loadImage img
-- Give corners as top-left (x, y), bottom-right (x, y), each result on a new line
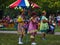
top-left (0, 31), bottom-right (60, 35)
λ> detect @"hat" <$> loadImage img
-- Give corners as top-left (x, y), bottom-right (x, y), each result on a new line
top-left (42, 10), bottom-right (46, 14)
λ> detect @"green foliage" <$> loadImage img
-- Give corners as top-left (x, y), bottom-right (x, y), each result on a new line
top-left (32, 0), bottom-right (60, 13)
top-left (0, 0), bottom-right (16, 9)
top-left (0, 0), bottom-right (17, 18)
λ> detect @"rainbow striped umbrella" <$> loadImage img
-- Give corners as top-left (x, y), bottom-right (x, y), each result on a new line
top-left (9, 0), bottom-right (30, 8)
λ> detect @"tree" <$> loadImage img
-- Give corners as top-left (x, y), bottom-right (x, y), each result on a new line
top-left (0, 0), bottom-right (60, 17)
top-left (32, 0), bottom-right (60, 13)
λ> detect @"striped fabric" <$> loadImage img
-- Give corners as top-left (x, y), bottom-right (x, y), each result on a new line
top-left (9, 0), bottom-right (30, 8)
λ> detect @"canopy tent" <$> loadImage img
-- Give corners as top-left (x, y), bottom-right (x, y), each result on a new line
top-left (18, 0), bottom-right (30, 8)
top-left (31, 2), bottom-right (40, 8)
top-left (9, 0), bottom-right (21, 8)
top-left (9, 0), bottom-right (40, 9)
top-left (9, 0), bottom-right (30, 8)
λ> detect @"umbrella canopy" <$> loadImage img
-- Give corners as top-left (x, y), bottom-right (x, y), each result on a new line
top-left (31, 3), bottom-right (40, 8)
top-left (18, 0), bottom-right (30, 8)
top-left (9, 0), bottom-right (21, 8)
top-left (9, 0), bottom-right (30, 8)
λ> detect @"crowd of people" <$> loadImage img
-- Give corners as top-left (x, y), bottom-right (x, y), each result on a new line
top-left (0, 10), bottom-right (60, 45)
top-left (0, 15), bottom-right (15, 28)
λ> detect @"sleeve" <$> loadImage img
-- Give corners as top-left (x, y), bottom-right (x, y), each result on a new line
top-left (41, 16), bottom-right (45, 20)
top-left (41, 16), bottom-right (48, 20)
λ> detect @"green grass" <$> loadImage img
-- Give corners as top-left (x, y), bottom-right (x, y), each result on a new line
top-left (0, 34), bottom-right (60, 45)
top-left (55, 26), bottom-right (60, 32)
top-left (0, 28), bottom-right (17, 31)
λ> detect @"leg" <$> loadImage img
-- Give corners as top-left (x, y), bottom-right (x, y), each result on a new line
top-left (18, 34), bottom-right (23, 44)
top-left (18, 23), bottom-right (24, 44)
top-left (42, 32), bottom-right (46, 40)
top-left (30, 32), bottom-right (36, 45)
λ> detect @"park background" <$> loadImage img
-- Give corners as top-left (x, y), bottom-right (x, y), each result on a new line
top-left (0, 0), bottom-right (60, 45)
top-left (0, 0), bottom-right (60, 18)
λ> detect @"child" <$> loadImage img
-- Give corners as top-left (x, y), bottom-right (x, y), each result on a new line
top-left (40, 11), bottom-right (49, 40)
top-left (28, 13), bottom-right (38, 45)
top-left (24, 20), bottom-right (29, 43)
top-left (17, 15), bottom-right (25, 44)
top-left (24, 21), bottom-right (29, 34)
top-left (48, 20), bottom-right (56, 34)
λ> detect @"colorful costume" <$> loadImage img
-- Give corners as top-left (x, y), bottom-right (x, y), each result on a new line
top-left (17, 16), bottom-right (25, 35)
top-left (24, 21), bottom-right (29, 34)
top-left (28, 17), bottom-right (37, 34)
top-left (40, 16), bottom-right (49, 33)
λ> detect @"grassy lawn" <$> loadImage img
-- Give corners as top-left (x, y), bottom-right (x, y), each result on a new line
top-left (0, 34), bottom-right (60, 45)
top-left (55, 26), bottom-right (60, 32)
top-left (0, 28), bottom-right (17, 31)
